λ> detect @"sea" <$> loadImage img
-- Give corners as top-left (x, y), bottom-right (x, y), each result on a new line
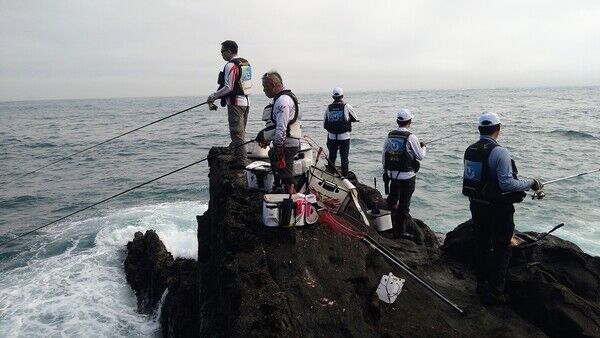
top-left (1, 87), bottom-right (599, 336)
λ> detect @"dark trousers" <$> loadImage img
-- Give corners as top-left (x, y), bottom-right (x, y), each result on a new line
top-left (470, 201), bottom-right (515, 295)
top-left (326, 138), bottom-right (350, 175)
top-left (268, 145), bottom-right (300, 193)
top-left (227, 105), bottom-right (249, 165)
top-left (386, 176), bottom-right (416, 234)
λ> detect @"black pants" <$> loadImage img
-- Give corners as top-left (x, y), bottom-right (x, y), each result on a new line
top-left (470, 201), bottom-right (515, 295)
top-left (386, 176), bottom-right (416, 234)
top-left (268, 145), bottom-right (300, 192)
top-left (327, 138), bottom-right (350, 176)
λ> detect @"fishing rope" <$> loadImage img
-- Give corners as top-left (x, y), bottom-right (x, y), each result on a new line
top-left (4, 101), bottom-right (209, 186)
top-left (0, 139), bottom-right (254, 248)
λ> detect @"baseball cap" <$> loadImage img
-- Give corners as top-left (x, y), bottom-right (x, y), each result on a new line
top-left (479, 112), bottom-right (501, 127)
top-left (332, 87), bottom-right (343, 97)
top-left (396, 109), bottom-right (414, 121)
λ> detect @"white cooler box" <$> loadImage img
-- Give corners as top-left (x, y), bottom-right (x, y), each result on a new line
top-left (293, 141), bottom-right (313, 176)
top-left (245, 161), bottom-right (274, 192)
top-left (307, 166), bottom-right (354, 212)
top-left (247, 141), bottom-right (270, 160)
top-left (263, 194), bottom-right (305, 227)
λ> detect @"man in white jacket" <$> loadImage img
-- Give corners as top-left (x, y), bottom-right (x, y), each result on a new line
top-left (382, 109), bottom-right (426, 237)
top-left (323, 87), bottom-right (358, 176)
top-left (256, 71), bottom-right (301, 193)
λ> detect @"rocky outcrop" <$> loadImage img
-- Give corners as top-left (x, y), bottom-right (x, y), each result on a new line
top-left (124, 147), bottom-right (600, 337)
top-left (443, 220), bottom-right (600, 337)
top-left (124, 230), bottom-right (198, 337)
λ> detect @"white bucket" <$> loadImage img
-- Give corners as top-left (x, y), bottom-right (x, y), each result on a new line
top-left (245, 161), bottom-right (274, 192)
top-left (247, 141), bottom-right (270, 160)
top-left (376, 273), bottom-right (405, 304)
top-left (367, 209), bottom-right (393, 232)
top-left (262, 194), bottom-right (305, 227)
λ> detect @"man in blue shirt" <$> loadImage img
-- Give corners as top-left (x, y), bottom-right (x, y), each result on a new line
top-left (462, 112), bottom-right (542, 305)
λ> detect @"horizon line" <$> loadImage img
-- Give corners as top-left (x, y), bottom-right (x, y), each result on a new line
top-left (1, 84), bottom-right (599, 104)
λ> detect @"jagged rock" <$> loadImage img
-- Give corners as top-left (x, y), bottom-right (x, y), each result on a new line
top-left (194, 148), bottom-right (546, 337)
top-left (124, 230), bottom-right (174, 313)
top-left (443, 220), bottom-right (600, 337)
top-left (124, 147), bottom-right (600, 337)
top-left (124, 230), bottom-right (198, 337)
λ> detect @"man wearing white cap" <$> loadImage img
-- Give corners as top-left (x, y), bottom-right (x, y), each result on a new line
top-left (382, 109), bottom-right (426, 238)
top-left (323, 87), bottom-right (359, 176)
top-left (462, 112), bottom-right (543, 305)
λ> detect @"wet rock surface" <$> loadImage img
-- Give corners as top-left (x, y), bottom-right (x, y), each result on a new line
top-left (124, 147), bottom-right (600, 337)
top-left (444, 220), bottom-right (600, 337)
top-left (124, 230), bottom-right (198, 337)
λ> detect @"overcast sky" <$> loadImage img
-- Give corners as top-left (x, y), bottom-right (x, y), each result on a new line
top-left (1, 0), bottom-right (599, 101)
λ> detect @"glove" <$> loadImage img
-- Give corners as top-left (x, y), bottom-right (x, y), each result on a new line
top-left (275, 146), bottom-right (286, 169)
top-left (208, 102), bottom-right (218, 111)
top-left (256, 131), bottom-right (269, 148)
top-left (420, 142), bottom-right (426, 148)
top-left (531, 179), bottom-right (543, 191)
top-left (256, 130), bottom-right (264, 143)
top-left (207, 95), bottom-right (215, 104)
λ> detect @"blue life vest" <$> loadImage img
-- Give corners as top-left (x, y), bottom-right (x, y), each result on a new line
top-left (383, 130), bottom-right (413, 172)
top-left (463, 139), bottom-right (525, 204)
top-left (324, 102), bottom-right (351, 134)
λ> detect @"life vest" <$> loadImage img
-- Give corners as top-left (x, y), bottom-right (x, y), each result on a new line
top-left (261, 90), bottom-right (301, 142)
top-left (216, 57), bottom-right (252, 106)
top-left (324, 101), bottom-right (351, 134)
top-left (383, 130), bottom-right (413, 172)
top-left (462, 139), bottom-right (526, 204)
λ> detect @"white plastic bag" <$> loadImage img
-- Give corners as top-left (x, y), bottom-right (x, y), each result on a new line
top-left (376, 273), bottom-right (405, 304)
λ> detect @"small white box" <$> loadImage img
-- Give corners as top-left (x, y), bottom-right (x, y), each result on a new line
top-left (262, 194), bottom-right (306, 227)
top-left (293, 141), bottom-right (313, 176)
top-left (245, 161), bottom-right (274, 192)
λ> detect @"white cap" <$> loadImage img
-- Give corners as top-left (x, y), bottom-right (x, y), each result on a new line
top-left (396, 109), bottom-right (414, 122)
top-left (332, 87), bottom-right (343, 97)
top-left (478, 112), bottom-right (501, 127)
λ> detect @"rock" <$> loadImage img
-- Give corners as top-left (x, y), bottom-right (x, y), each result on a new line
top-left (193, 148), bottom-right (547, 337)
top-left (124, 230), bottom-right (198, 337)
top-left (124, 147), bottom-right (600, 337)
top-left (443, 220), bottom-right (600, 337)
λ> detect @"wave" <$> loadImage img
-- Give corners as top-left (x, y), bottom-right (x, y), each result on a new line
top-left (548, 130), bottom-right (598, 140)
top-left (0, 201), bottom-right (206, 337)
top-left (0, 195), bottom-right (47, 209)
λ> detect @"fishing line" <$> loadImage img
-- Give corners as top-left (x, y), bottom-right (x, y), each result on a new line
top-left (4, 101), bottom-right (209, 186)
top-left (423, 132), bottom-right (462, 145)
top-left (0, 139), bottom-right (254, 248)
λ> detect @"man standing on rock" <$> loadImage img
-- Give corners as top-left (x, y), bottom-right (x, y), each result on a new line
top-left (256, 71), bottom-right (301, 193)
top-left (382, 109), bottom-right (426, 239)
top-left (207, 40), bottom-right (252, 170)
top-left (323, 87), bottom-right (359, 177)
top-left (462, 112), bottom-right (543, 305)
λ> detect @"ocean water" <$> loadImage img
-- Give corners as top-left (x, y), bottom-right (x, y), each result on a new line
top-left (0, 87), bottom-right (599, 336)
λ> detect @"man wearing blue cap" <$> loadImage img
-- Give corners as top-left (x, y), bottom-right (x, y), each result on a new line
top-left (462, 112), bottom-right (543, 305)
top-left (382, 109), bottom-right (426, 238)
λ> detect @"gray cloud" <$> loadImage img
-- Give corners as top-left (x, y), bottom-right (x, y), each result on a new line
top-left (1, 0), bottom-right (599, 101)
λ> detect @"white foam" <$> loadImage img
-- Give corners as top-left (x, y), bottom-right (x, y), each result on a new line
top-left (0, 201), bottom-right (207, 337)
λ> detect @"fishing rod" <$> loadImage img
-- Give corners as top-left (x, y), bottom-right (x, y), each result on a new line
top-left (423, 132), bottom-right (462, 145)
top-left (4, 101), bottom-right (209, 186)
top-left (0, 139), bottom-right (254, 248)
top-left (319, 209), bottom-right (464, 315)
top-left (532, 168), bottom-right (600, 200)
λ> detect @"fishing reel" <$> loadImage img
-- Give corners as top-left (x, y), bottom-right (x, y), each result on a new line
top-left (532, 190), bottom-right (545, 200)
